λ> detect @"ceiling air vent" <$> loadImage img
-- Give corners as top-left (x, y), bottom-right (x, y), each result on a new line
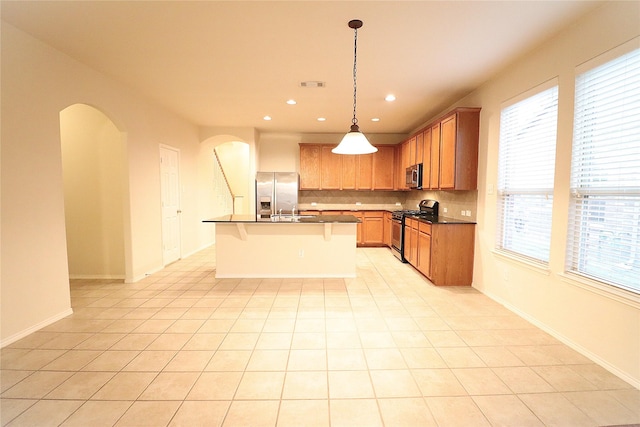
top-left (300, 81), bottom-right (326, 88)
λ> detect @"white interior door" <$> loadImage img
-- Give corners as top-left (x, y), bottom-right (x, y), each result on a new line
top-left (160, 146), bottom-right (181, 265)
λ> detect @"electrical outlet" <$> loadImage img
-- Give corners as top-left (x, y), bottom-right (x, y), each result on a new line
top-left (355, 202), bottom-right (362, 206)
top-left (311, 202), bottom-right (317, 206)
top-left (443, 207), bottom-right (448, 213)
top-left (465, 210), bottom-right (471, 217)
top-left (461, 210), bottom-right (466, 216)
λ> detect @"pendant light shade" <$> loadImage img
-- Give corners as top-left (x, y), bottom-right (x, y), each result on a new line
top-left (333, 124), bottom-right (377, 155)
top-left (332, 19), bottom-right (378, 155)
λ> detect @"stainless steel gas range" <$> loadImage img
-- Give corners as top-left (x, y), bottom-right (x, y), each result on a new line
top-left (391, 199), bottom-right (439, 262)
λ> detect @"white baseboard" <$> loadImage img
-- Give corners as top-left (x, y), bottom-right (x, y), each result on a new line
top-left (0, 308), bottom-right (74, 348)
top-left (181, 243), bottom-right (214, 259)
top-left (127, 244), bottom-right (216, 283)
top-left (481, 288), bottom-right (640, 389)
top-left (69, 274), bottom-right (125, 280)
top-left (214, 273), bottom-right (357, 279)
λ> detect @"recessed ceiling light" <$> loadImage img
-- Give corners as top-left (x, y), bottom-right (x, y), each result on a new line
top-left (300, 81), bottom-right (326, 88)
top-left (317, 117), bottom-right (326, 122)
top-left (263, 115), bottom-right (272, 121)
top-left (286, 99), bottom-right (297, 105)
top-left (385, 94), bottom-right (396, 102)
top-left (371, 118), bottom-right (380, 122)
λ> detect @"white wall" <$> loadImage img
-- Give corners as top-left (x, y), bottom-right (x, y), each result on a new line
top-left (1, 2), bottom-right (638, 388)
top-left (0, 23), bottom-right (204, 344)
top-left (455, 1), bottom-right (639, 386)
top-left (60, 104), bottom-right (125, 279)
top-left (258, 133), bottom-right (303, 172)
top-left (257, 132), bottom-right (407, 172)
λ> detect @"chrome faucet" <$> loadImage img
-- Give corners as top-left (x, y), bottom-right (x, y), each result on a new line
top-left (292, 205), bottom-right (297, 217)
top-left (278, 208), bottom-right (282, 219)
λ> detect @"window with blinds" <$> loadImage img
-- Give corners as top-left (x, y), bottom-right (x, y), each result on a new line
top-left (497, 82), bottom-right (558, 263)
top-left (566, 44), bottom-right (640, 293)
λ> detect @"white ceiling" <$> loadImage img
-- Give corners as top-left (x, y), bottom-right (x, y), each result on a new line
top-left (1, 1), bottom-right (603, 135)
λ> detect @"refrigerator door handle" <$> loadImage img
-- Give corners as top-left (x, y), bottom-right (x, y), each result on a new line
top-left (273, 175), bottom-right (277, 217)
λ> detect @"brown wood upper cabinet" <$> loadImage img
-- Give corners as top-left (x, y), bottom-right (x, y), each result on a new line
top-left (299, 145), bottom-right (321, 190)
top-left (400, 107), bottom-right (480, 191)
top-left (320, 146), bottom-right (342, 190)
top-left (430, 108), bottom-right (480, 190)
top-left (421, 126), bottom-right (432, 189)
top-left (357, 153), bottom-right (373, 190)
top-left (299, 144), bottom-right (396, 191)
top-left (372, 145), bottom-right (395, 190)
top-left (429, 122), bottom-right (441, 189)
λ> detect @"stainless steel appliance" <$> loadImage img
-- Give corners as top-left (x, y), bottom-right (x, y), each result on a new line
top-left (391, 199), bottom-right (439, 261)
top-left (255, 172), bottom-right (299, 220)
top-left (406, 163), bottom-right (423, 189)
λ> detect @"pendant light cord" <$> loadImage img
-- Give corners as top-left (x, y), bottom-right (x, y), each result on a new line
top-left (352, 25), bottom-right (359, 127)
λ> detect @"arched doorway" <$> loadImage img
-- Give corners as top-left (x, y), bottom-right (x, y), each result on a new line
top-left (199, 136), bottom-right (252, 217)
top-left (59, 104), bottom-right (129, 281)
top-left (215, 140), bottom-right (251, 214)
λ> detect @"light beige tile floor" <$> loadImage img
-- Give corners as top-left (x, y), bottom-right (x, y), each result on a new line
top-left (1, 246), bottom-right (639, 426)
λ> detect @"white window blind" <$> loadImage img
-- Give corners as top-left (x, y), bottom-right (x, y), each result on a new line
top-left (567, 44), bottom-right (640, 293)
top-left (497, 82), bottom-right (558, 263)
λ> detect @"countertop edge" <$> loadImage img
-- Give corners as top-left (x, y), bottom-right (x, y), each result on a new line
top-left (406, 215), bottom-right (477, 225)
top-left (203, 214), bottom-right (361, 224)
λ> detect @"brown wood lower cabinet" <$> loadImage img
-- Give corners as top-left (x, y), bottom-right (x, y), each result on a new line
top-left (362, 211), bottom-right (384, 246)
top-left (300, 210), bottom-right (388, 247)
top-left (383, 211), bottom-right (392, 247)
top-left (347, 210), bottom-right (385, 246)
top-left (403, 218), bottom-right (419, 266)
top-left (349, 211), bottom-right (364, 244)
top-left (407, 220), bottom-right (475, 286)
top-left (417, 222), bottom-right (431, 277)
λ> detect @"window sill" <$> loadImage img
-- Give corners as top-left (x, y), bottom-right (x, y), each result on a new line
top-left (492, 249), bottom-right (551, 275)
top-left (559, 272), bottom-right (640, 309)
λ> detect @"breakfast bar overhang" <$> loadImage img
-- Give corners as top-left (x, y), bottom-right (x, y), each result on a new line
top-left (203, 215), bottom-right (360, 278)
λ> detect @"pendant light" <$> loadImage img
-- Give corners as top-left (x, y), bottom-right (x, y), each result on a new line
top-left (332, 19), bottom-right (378, 155)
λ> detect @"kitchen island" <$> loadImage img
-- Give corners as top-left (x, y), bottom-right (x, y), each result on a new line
top-left (202, 214), bottom-right (360, 278)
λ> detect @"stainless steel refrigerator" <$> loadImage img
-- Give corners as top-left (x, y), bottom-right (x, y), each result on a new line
top-left (255, 172), bottom-right (299, 220)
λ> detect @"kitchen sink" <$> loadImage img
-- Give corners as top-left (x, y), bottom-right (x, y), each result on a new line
top-left (270, 215), bottom-right (316, 222)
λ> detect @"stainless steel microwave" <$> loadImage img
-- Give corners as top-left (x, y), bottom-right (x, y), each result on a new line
top-left (406, 163), bottom-right (423, 189)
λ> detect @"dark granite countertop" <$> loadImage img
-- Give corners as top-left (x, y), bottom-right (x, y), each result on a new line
top-left (203, 214), bottom-right (361, 223)
top-left (406, 215), bottom-right (476, 225)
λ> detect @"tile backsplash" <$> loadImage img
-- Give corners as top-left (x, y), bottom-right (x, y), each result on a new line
top-left (405, 190), bottom-right (477, 221)
top-left (299, 189), bottom-right (477, 221)
top-left (300, 190), bottom-right (403, 206)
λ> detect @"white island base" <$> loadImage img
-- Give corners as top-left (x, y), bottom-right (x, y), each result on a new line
top-left (214, 222), bottom-right (357, 278)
